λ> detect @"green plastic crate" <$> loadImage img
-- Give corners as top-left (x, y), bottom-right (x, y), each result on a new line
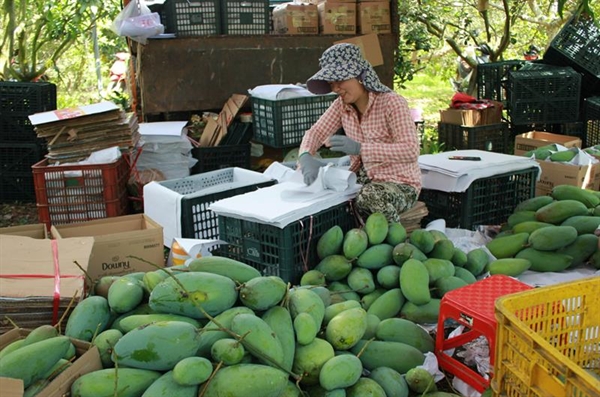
top-left (419, 167), bottom-right (539, 230)
top-left (222, 0), bottom-right (269, 35)
top-left (437, 122), bottom-right (510, 154)
top-left (251, 94), bottom-right (337, 148)
top-left (507, 66), bottom-right (581, 125)
top-left (216, 202), bottom-right (357, 284)
top-left (164, 0), bottom-right (221, 36)
top-left (477, 60), bottom-right (527, 107)
top-left (543, 14), bottom-right (600, 97)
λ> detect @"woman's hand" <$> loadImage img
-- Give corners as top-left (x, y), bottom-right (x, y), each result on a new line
top-left (298, 153), bottom-right (323, 186)
top-left (328, 135), bottom-right (361, 155)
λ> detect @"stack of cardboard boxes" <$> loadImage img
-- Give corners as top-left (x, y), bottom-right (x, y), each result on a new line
top-left (271, 0), bottom-right (391, 35)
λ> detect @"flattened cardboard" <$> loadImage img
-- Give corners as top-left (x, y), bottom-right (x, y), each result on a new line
top-left (50, 214), bottom-right (165, 284)
top-left (335, 33), bottom-right (383, 66)
top-left (0, 328), bottom-right (102, 397)
top-left (514, 131), bottom-right (582, 156)
top-left (0, 235), bottom-right (93, 299)
top-left (0, 224), bottom-right (48, 239)
top-left (200, 94), bottom-right (249, 147)
top-left (28, 101), bottom-right (119, 126)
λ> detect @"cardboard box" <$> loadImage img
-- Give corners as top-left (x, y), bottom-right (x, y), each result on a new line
top-left (318, 1), bottom-right (356, 35)
top-left (272, 3), bottom-right (319, 35)
top-left (514, 131), bottom-right (582, 156)
top-left (335, 33), bottom-right (383, 66)
top-left (51, 214), bottom-right (165, 284)
top-left (439, 101), bottom-right (503, 127)
top-left (0, 328), bottom-right (102, 397)
top-left (535, 160), bottom-right (600, 196)
top-left (357, 2), bottom-right (391, 34)
top-left (0, 224), bottom-right (48, 239)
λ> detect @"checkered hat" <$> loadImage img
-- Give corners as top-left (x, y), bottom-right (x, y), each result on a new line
top-left (306, 43), bottom-right (392, 95)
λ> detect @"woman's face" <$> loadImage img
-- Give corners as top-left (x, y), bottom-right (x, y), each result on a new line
top-left (329, 78), bottom-right (368, 105)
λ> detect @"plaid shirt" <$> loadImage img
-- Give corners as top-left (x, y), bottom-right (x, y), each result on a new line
top-left (300, 91), bottom-right (422, 193)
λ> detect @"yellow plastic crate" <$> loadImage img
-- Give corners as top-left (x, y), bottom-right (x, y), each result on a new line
top-left (492, 276), bottom-right (600, 397)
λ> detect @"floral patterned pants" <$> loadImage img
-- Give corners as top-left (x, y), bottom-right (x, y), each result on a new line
top-left (354, 167), bottom-right (418, 223)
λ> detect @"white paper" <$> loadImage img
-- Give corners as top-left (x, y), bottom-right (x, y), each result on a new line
top-left (138, 121), bottom-right (187, 137)
top-left (419, 150), bottom-right (541, 192)
top-left (249, 84), bottom-right (320, 100)
top-left (280, 165), bottom-right (358, 202)
top-left (209, 181), bottom-right (361, 228)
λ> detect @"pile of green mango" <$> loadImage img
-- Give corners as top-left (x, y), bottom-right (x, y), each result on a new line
top-left (486, 184), bottom-right (600, 275)
top-left (522, 144), bottom-right (580, 162)
top-left (4, 211), bottom-right (499, 397)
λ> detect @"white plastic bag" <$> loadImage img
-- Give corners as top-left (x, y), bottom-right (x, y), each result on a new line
top-left (111, 0), bottom-right (164, 44)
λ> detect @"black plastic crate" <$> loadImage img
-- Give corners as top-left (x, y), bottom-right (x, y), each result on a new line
top-left (419, 167), bottom-right (539, 230)
top-left (222, 0), bottom-right (270, 35)
top-left (543, 15), bottom-right (600, 86)
top-left (164, 0), bottom-right (221, 36)
top-left (477, 60), bottom-right (527, 107)
top-left (437, 122), bottom-right (510, 153)
top-left (216, 202), bottom-right (357, 284)
top-left (251, 94), bottom-right (337, 148)
top-left (507, 66), bottom-right (581, 125)
top-left (585, 96), bottom-right (600, 147)
top-left (0, 142), bottom-right (46, 203)
top-left (0, 82), bottom-right (57, 142)
top-left (191, 143), bottom-right (251, 174)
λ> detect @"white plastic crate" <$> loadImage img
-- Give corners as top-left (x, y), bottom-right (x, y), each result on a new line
top-left (143, 167), bottom-right (276, 246)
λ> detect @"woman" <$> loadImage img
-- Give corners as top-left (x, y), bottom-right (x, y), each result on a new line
top-left (298, 43), bottom-right (421, 222)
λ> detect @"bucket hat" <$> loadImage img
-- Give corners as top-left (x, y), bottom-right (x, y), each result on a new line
top-left (306, 43), bottom-right (392, 95)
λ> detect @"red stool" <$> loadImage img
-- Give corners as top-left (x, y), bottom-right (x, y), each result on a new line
top-left (434, 275), bottom-right (532, 392)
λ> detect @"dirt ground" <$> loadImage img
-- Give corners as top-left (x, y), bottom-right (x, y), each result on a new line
top-left (0, 202), bottom-right (39, 228)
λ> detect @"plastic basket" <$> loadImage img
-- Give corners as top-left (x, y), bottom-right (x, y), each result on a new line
top-left (507, 66), bottom-right (582, 125)
top-left (191, 143), bottom-right (251, 174)
top-left (419, 167), bottom-right (539, 230)
top-left (144, 168), bottom-right (277, 244)
top-left (164, 0), bottom-right (221, 36)
top-left (32, 155), bottom-right (130, 228)
top-left (543, 14), bottom-right (600, 96)
top-left (0, 82), bottom-right (57, 142)
top-left (216, 202), bottom-right (356, 284)
top-left (251, 94), bottom-right (337, 148)
top-left (492, 277), bottom-right (600, 397)
top-left (585, 96), bottom-right (600, 147)
top-left (0, 142), bottom-right (46, 203)
top-left (222, 0), bottom-right (269, 35)
top-left (477, 60), bottom-right (527, 107)
top-left (437, 122), bottom-right (510, 154)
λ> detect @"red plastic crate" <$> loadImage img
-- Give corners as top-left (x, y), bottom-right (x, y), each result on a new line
top-left (32, 155), bottom-right (130, 228)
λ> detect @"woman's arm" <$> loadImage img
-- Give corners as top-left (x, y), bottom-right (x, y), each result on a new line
top-left (299, 98), bottom-right (343, 155)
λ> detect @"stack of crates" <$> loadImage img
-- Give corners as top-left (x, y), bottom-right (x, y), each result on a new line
top-left (0, 82), bottom-right (56, 203)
